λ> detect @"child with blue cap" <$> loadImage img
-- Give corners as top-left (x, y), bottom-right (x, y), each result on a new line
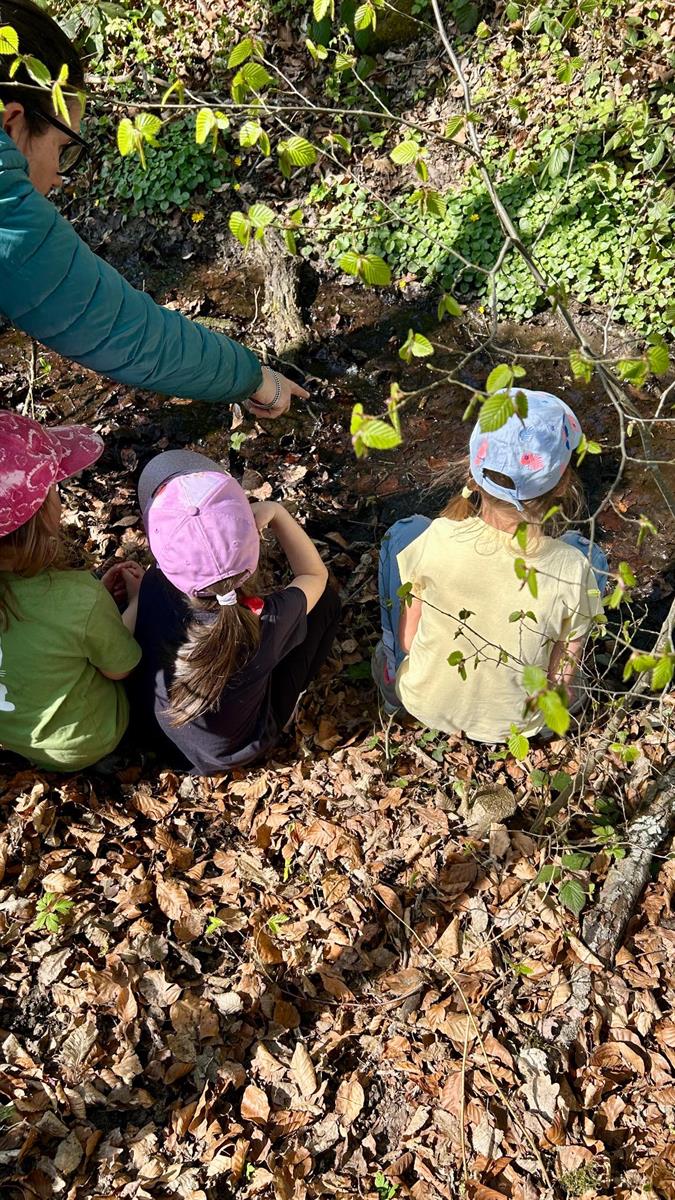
top-left (373, 389), bottom-right (608, 743)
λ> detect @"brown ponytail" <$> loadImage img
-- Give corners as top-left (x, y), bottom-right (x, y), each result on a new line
top-left (438, 458), bottom-right (584, 536)
top-left (166, 575), bottom-right (262, 727)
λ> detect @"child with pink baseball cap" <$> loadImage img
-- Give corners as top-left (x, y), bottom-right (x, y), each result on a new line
top-left (0, 412), bottom-right (142, 770)
top-left (131, 449), bottom-right (341, 773)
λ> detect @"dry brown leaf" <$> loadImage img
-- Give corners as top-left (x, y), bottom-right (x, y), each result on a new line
top-left (334, 1076), bottom-right (365, 1126)
top-left (156, 876), bottom-right (192, 922)
top-left (59, 1016), bottom-right (98, 1075)
top-left (230, 1138), bottom-right (250, 1184)
top-left (273, 1000), bottom-right (301, 1029)
top-left (291, 1043), bottom-right (317, 1098)
top-left (131, 785), bottom-right (177, 820)
top-left (240, 1084), bottom-right (270, 1126)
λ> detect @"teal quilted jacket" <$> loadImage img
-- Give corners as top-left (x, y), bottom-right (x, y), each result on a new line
top-left (0, 129), bottom-right (262, 403)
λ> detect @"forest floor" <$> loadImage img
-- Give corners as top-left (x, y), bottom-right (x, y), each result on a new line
top-left (1, 259), bottom-right (675, 1200)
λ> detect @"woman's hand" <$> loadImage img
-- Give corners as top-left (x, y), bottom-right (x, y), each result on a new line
top-left (247, 366), bottom-right (309, 420)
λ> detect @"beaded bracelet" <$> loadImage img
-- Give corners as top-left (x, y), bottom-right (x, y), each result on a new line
top-left (250, 369), bottom-right (282, 411)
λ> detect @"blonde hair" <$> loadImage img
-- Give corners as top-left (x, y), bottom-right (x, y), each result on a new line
top-left (0, 496), bottom-right (72, 630)
top-left (438, 459), bottom-right (584, 538)
top-left (166, 573), bottom-right (262, 726)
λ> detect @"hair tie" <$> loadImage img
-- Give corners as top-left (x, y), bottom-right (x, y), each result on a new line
top-left (461, 485), bottom-right (475, 499)
top-left (216, 590), bottom-right (238, 606)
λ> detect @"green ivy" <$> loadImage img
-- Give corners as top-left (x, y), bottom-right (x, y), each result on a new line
top-left (92, 115), bottom-right (234, 215)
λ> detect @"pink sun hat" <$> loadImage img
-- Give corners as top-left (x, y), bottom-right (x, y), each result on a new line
top-left (0, 411), bottom-right (104, 538)
top-left (139, 450), bottom-right (260, 596)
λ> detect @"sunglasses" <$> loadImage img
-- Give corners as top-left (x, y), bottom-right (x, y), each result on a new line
top-left (28, 109), bottom-right (92, 175)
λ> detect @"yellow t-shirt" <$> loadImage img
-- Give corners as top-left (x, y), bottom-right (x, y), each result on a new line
top-left (395, 517), bottom-right (604, 742)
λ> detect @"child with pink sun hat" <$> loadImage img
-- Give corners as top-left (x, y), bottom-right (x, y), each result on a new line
top-left (0, 411), bottom-right (142, 769)
top-left (373, 389), bottom-right (608, 744)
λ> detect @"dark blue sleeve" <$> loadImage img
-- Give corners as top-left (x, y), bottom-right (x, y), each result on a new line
top-left (0, 134), bottom-right (263, 403)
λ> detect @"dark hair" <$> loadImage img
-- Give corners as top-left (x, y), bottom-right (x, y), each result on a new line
top-left (0, 491), bottom-right (72, 630)
top-left (0, 0), bottom-right (85, 134)
top-left (166, 574), bottom-right (262, 727)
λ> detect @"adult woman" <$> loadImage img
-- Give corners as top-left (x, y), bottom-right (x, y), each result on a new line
top-left (0, 0), bottom-right (306, 419)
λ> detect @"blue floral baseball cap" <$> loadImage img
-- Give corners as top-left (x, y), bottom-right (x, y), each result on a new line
top-left (469, 388), bottom-right (583, 511)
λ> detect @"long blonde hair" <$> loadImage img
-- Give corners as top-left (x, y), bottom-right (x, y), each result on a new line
top-left (166, 574), bottom-right (262, 726)
top-left (0, 496), bottom-right (72, 630)
top-left (439, 459), bottom-right (584, 537)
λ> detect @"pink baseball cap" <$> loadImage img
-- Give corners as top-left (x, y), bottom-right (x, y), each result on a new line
top-left (139, 450), bottom-right (260, 596)
top-left (0, 410), bottom-right (104, 538)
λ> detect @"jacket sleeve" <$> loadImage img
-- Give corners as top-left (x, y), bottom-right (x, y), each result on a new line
top-left (0, 139), bottom-right (262, 403)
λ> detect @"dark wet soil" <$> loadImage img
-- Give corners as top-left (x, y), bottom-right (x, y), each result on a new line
top-left (1, 263), bottom-right (673, 627)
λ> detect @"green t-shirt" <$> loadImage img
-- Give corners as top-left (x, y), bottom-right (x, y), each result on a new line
top-left (0, 570), bottom-right (141, 770)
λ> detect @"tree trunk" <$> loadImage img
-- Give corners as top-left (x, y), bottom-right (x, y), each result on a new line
top-left (255, 229), bottom-right (306, 359)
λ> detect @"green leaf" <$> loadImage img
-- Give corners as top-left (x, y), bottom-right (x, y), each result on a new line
top-left (569, 349), bottom-right (593, 383)
top-left (558, 878), bottom-right (587, 916)
top-left (195, 108), bottom-right (215, 145)
top-left (161, 78), bottom-right (186, 106)
top-left (248, 203), bottom-right (275, 230)
top-left (479, 391), bottom-right (514, 432)
top-left (527, 567), bottom-right (538, 599)
top-left (135, 113), bottom-right (162, 139)
top-left (444, 115), bottom-right (465, 139)
top-left (399, 329), bottom-right (434, 362)
top-left (324, 132), bottom-right (352, 154)
top-left (447, 651), bottom-right (464, 666)
top-left (438, 292), bottom-right (462, 319)
top-left (360, 419), bottom-right (401, 451)
top-left (618, 561), bottom-right (636, 587)
top-left (228, 210), bottom-right (252, 249)
top-left (354, 1), bottom-right (374, 29)
top-left (508, 726), bottom-right (530, 760)
top-left (361, 254), bottom-right (391, 286)
top-left (616, 358), bottom-right (648, 386)
top-left (515, 522), bottom-right (528, 552)
top-left (313, 0), bottom-right (333, 18)
top-left (51, 80), bottom-right (69, 124)
top-left (239, 119), bottom-right (262, 147)
top-left (576, 434), bottom-right (602, 464)
top-left (390, 140), bottom-right (420, 165)
top-left (523, 665), bottom-right (547, 693)
top-left (537, 689), bottom-right (570, 736)
top-left (284, 229), bottom-right (297, 255)
top-left (228, 37), bottom-right (253, 68)
top-left (283, 135), bottom-right (317, 167)
top-left (232, 61), bottom-right (272, 101)
top-left (23, 55), bottom-right (51, 85)
top-left (0, 24), bottom-right (19, 54)
top-left (116, 117), bottom-right (136, 157)
top-left (651, 655), bottom-right (674, 691)
top-left (305, 37), bottom-right (328, 61)
top-left (536, 864), bottom-right (560, 884)
top-left (486, 364), bottom-right (514, 394)
top-left (646, 336), bottom-right (669, 376)
top-left (548, 144), bottom-right (569, 178)
top-left (561, 852), bottom-right (592, 870)
top-left (339, 251), bottom-right (360, 278)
